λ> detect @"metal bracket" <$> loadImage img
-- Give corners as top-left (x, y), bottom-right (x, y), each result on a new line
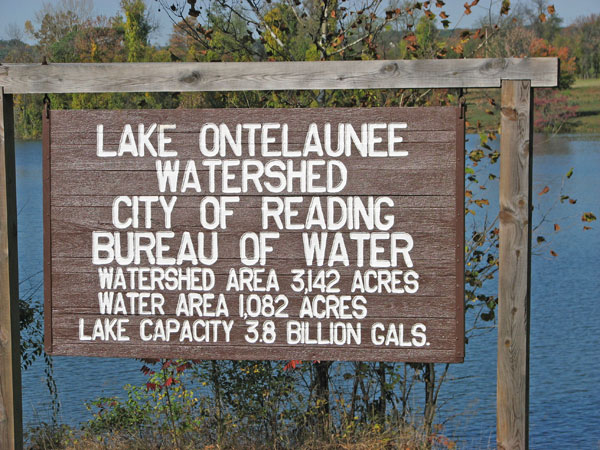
top-left (43, 94), bottom-right (51, 119)
top-left (458, 88), bottom-right (467, 120)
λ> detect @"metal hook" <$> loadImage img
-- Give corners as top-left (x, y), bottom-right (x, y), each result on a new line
top-left (43, 94), bottom-right (51, 119)
top-left (458, 88), bottom-right (466, 120)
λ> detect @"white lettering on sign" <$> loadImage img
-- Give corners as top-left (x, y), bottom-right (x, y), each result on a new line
top-left (77, 111), bottom-right (458, 360)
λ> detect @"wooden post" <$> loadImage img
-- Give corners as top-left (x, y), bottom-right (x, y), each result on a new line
top-left (497, 80), bottom-right (533, 450)
top-left (0, 87), bottom-right (22, 450)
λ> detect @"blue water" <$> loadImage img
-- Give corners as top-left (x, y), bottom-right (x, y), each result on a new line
top-left (16, 141), bottom-right (146, 429)
top-left (15, 135), bottom-right (600, 448)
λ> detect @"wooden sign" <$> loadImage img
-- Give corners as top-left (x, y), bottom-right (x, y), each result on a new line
top-left (43, 107), bottom-right (464, 362)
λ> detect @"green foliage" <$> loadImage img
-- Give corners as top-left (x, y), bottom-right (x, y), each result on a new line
top-left (121, 0), bottom-right (152, 62)
top-left (81, 358), bottom-right (452, 448)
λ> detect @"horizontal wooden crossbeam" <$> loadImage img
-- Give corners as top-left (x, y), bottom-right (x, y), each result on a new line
top-left (0, 58), bottom-right (558, 94)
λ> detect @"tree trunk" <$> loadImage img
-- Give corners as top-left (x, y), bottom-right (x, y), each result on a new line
top-left (314, 361), bottom-right (331, 439)
top-left (423, 363), bottom-right (436, 439)
top-left (377, 362), bottom-right (387, 421)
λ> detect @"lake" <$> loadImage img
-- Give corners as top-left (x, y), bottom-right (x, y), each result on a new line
top-left (15, 134), bottom-right (600, 448)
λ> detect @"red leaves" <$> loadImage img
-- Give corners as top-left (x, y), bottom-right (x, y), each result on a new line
top-left (538, 186), bottom-right (550, 195)
top-left (539, 13), bottom-right (547, 23)
top-left (453, 43), bottom-right (464, 56)
top-left (142, 359), bottom-right (190, 391)
top-left (404, 33), bottom-right (418, 52)
top-left (554, 224), bottom-right (560, 232)
top-left (141, 365), bottom-right (155, 376)
top-left (176, 362), bottom-right (192, 373)
top-left (550, 250), bottom-right (558, 257)
top-left (547, 5), bottom-right (556, 14)
top-left (534, 92), bottom-right (578, 133)
top-left (284, 360), bottom-right (302, 370)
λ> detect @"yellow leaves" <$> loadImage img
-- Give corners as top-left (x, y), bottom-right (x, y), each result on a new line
top-left (331, 33), bottom-right (344, 48)
top-left (474, 199), bottom-right (489, 208)
top-left (539, 13), bottom-right (547, 23)
top-left (554, 224), bottom-right (560, 232)
top-left (538, 186), bottom-right (550, 195)
top-left (547, 4), bottom-right (556, 14)
top-left (582, 212), bottom-right (597, 222)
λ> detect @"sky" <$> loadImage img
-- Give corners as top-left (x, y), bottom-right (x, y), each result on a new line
top-left (1, 0), bottom-right (599, 45)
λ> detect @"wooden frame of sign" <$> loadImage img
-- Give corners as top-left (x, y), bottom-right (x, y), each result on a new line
top-left (43, 106), bottom-right (465, 363)
top-left (0, 58), bottom-right (558, 450)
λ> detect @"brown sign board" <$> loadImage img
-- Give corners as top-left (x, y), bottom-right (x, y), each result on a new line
top-left (43, 107), bottom-right (464, 363)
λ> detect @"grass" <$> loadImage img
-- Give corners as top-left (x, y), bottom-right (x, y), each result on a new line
top-left (464, 88), bottom-right (502, 134)
top-left (563, 78), bottom-right (600, 133)
top-left (463, 78), bottom-right (600, 135)
top-left (25, 423), bottom-right (449, 450)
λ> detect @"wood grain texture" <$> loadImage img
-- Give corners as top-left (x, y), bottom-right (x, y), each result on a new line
top-left (49, 342), bottom-right (463, 363)
top-left (43, 103), bottom-right (53, 353)
top-left (45, 107), bottom-right (465, 363)
top-left (0, 89), bottom-right (23, 449)
top-left (497, 80), bottom-right (532, 450)
top-left (0, 58), bottom-right (558, 93)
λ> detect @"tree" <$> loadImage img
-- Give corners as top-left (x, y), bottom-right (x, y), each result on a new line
top-left (24, 0), bottom-right (93, 55)
top-left (153, 0), bottom-right (514, 440)
top-left (121, 0), bottom-right (155, 62)
top-left (572, 14), bottom-right (600, 78)
top-left (524, 0), bottom-right (562, 41)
